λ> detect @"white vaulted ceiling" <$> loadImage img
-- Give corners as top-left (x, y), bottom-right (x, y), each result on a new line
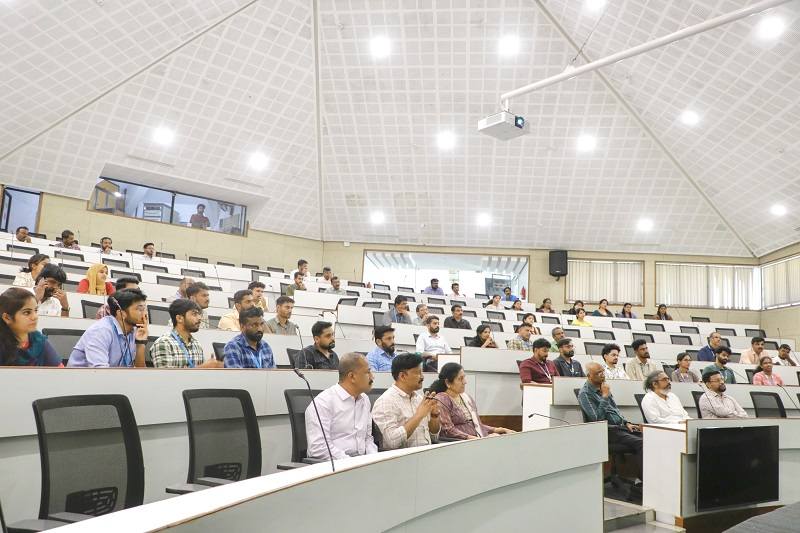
top-left (1, 0), bottom-right (799, 256)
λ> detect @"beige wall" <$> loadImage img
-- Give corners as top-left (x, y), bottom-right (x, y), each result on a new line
top-left (37, 194), bottom-right (323, 271)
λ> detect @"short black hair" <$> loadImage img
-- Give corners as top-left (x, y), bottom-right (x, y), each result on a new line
top-left (631, 339), bottom-right (648, 351)
top-left (751, 336), bottom-right (765, 345)
top-left (311, 321), bottom-right (332, 337)
top-left (394, 295), bottom-right (408, 305)
top-left (108, 288), bottom-right (147, 315)
top-left (451, 304), bottom-right (462, 313)
top-left (248, 281), bottom-right (265, 290)
top-left (416, 303), bottom-right (427, 312)
top-left (233, 289), bottom-right (253, 304)
top-left (143, 242), bottom-right (154, 248)
top-left (532, 338), bottom-right (551, 350)
top-left (504, 286), bottom-right (511, 291)
top-left (323, 266), bottom-right (331, 273)
top-left (101, 236), bottom-right (112, 242)
top-left (61, 229), bottom-right (74, 239)
top-left (557, 338), bottom-right (573, 348)
top-left (276, 295), bottom-right (294, 306)
top-left (780, 344), bottom-right (791, 351)
top-left (330, 276), bottom-right (339, 282)
top-left (293, 271), bottom-right (303, 280)
top-left (430, 278), bottom-right (438, 284)
top-left (391, 353), bottom-right (423, 380)
top-left (574, 300), bottom-right (584, 306)
top-left (601, 343), bottom-right (621, 356)
top-left (114, 277), bottom-right (139, 292)
top-left (701, 370), bottom-right (721, 383)
top-left (35, 264), bottom-right (67, 285)
top-left (186, 282), bottom-right (209, 298)
top-left (374, 325), bottom-right (394, 341)
top-left (676, 352), bottom-right (691, 362)
top-left (239, 306), bottom-right (264, 325)
top-left (15, 226), bottom-right (28, 233)
top-left (169, 298), bottom-right (201, 327)
top-left (714, 345), bottom-right (732, 356)
top-left (197, 203), bottom-right (206, 209)
top-left (424, 315), bottom-right (439, 326)
top-left (451, 282), bottom-right (459, 288)
top-left (297, 259), bottom-right (308, 267)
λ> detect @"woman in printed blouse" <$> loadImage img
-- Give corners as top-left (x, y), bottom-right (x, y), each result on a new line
top-left (0, 287), bottom-right (61, 366)
top-left (671, 352), bottom-right (700, 383)
top-left (753, 355), bottom-right (783, 386)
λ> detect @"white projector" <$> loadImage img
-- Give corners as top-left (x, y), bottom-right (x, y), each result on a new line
top-left (478, 111), bottom-right (529, 140)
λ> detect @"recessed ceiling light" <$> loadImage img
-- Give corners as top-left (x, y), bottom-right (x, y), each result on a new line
top-left (576, 134), bottom-right (597, 152)
top-left (770, 204), bottom-right (787, 216)
top-left (370, 211), bottom-right (385, 225)
top-left (437, 130), bottom-right (455, 150)
top-left (477, 213), bottom-right (492, 227)
top-left (498, 35), bottom-right (520, 57)
top-left (248, 151), bottom-right (269, 172)
top-left (680, 110), bottom-right (700, 126)
top-left (637, 218), bottom-right (654, 232)
top-left (113, 191), bottom-right (123, 198)
top-left (584, 0), bottom-right (607, 13)
top-left (152, 126), bottom-right (174, 146)
top-left (370, 36), bottom-right (391, 58)
top-left (756, 15), bottom-right (786, 40)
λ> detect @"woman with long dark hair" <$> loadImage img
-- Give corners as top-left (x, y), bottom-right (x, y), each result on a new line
top-left (12, 253), bottom-right (49, 288)
top-left (617, 302), bottom-right (637, 319)
top-left (656, 304), bottom-right (673, 321)
top-left (0, 288), bottom-right (61, 366)
top-left (468, 324), bottom-right (497, 348)
top-left (536, 298), bottom-right (554, 314)
top-left (591, 298), bottom-right (614, 318)
top-left (430, 363), bottom-right (514, 439)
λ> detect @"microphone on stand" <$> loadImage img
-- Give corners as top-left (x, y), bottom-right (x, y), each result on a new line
top-left (294, 323), bottom-right (310, 368)
top-left (527, 412), bottom-right (572, 425)
top-left (292, 367), bottom-right (335, 473)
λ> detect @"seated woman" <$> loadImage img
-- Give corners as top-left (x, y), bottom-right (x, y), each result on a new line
top-left (655, 304), bottom-right (672, 320)
top-left (567, 300), bottom-right (584, 315)
top-left (77, 263), bottom-right (115, 295)
top-left (536, 297), bottom-right (555, 314)
top-left (571, 307), bottom-right (592, 327)
top-left (0, 288), bottom-right (62, 366)
top-left (511, 300), bottom-right (523, 311)
top-left (12, 253), bottom-right (49, 288)
top-left (753, 355), bottom-right (783, 386)
top-left (671, 352), bottom-right (699, 383)
top-left (485, 295), bottom-right (503, 310)
top-left (468, 324), bottom-right (497, 348)
top-left (431, 363), bottom-right (515, 439)
top-left (616, 302), bottom-right (637, 319)
top-left (591, 298), bottom-right (614, 318)
top-left (520, 313), bottom-right (541, 335)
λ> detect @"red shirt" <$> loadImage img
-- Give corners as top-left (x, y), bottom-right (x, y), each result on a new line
top-left (77, 280), bottom-right (116, 296)
top-left (519, 358), bottom-right (558, 384)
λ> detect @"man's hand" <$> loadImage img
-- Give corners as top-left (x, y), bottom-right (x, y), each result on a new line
top-left (34, 278), bottom-right (47, 303)
top-left (53, 289), bottom-right (69, 308)
top-left (200, 359), bottom-right (224, 368)
top-left (415, 392), bottom-right (437, 418)
top-left (134, 313), bottom-right (149, 341)
top-left (600, 382), bottom-right (610, 398)
top-left (626, 422), bottom-right (641, 432)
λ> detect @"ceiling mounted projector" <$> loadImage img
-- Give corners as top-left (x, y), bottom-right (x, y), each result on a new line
top-left (478, 111), bottom-right (529, 140)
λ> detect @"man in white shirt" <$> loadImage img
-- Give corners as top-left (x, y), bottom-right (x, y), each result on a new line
top-left (450, 283), bottom-right (466, 299)
top-left (640, 371), bottom-right (690, 424)
top-left (698, 370), bottom-right (747, 419)
top-left (305, 353), bottom-right (378, 460)
top-left (372, 353), bottom-right (440, 450)
top-left (33, 264), bottom-right (70, 317)
top-left (776, 344), bottom-right (799, 366)
top-left (601, 343), bottom-right (629, 380)
top-left (415, 315), bottom-right (451, 371)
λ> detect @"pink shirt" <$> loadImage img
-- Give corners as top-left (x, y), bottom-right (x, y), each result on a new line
top-left (753, 372), bottom-right (783, 386)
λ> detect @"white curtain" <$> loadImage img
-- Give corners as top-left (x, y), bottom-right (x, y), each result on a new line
top-left (567, 260), bottom-right (643, 304)
top-left (657, 263), bottom-right (707, 307)
top-left (762, 256), bottom-right (800, 308)
top-left (658, 262), bottom-right (760, 310)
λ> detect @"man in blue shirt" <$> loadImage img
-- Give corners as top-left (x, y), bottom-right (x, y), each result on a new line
top-left (502, 286), bottom-right (518, 302)
top-left (224, 307), bottom-right (275, 368)
top-left (367, 325), bottom-right (396, 371)
top-left (68, 289), bottom-right (149, 367)
top-left (421, 278), bottom-right (444, 295)
top-left (697, 332), bottom-right (721, 362)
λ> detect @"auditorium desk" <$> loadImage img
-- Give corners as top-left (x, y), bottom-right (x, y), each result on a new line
top-left (52, 423), bottom-right (608, 533)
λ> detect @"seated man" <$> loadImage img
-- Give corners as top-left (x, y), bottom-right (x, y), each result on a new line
top-left (185, 282), bottom-right (210, 329)
top-left (415, 315), bottom-right (451, 371)
top-left (150, 299), bottom-right (222, 368)
top-left (142, 242), bottom-right (155, 260)
top-left (507, 323), bottom-right (534, 351)
top-left (290, 258), bottom-right (310, 280)
top-left (265, 295), bottom-right (298, 335)
top-left (625, 339), bottom-right (660, 380)
top-left (15, 226), bottom-right (32, 243)
top-left (739, 336), bottom-right (766, 365)
top-left (640, 371), bottom-right (690, 423)
top-left (553, 338), bottom-right (585, 377)
top-left (95, 277), bottom-right (139, 319)
top-left (776, 344), bottom-right (799, 366)
top-left (55, 229), bottom-right (80, 250)
top-left (285, 271), bottom-right (306, 297)
top-left (519, 338), bottom-right (557, 384)
top-left (33, 264), bottom-right (70, 317)
top-left (698, 370), bottom-right (747, 419)
top-left (549, 327), bottom-right (565, 353)
top-left (324, 276), bottom-right (347, 295)
top-left (501, 286), bottom-right (518, 302)
top-left (168, 277), bottom-right (195, 302)
top-left (412, 303), bottom-right (428, 326)
top-left (305, 353), bottom-right (378, 459)
top-left (67, 289), bottom-right (149, 367)
top-left (450, 282), bottom-right (465, 298)
top-left (217, 289), bottom-right (254, 331)
top-left (223, 307), bottom-right (275, 368)
top-left (372, 353), bottom-right (440, 450)
top-left (248, 281), bottom-right (269, 311)
top-left (600, 343), bottom-right (629, 380)
top-left (381, 295), bottom-right (412, 326)
top-left (579, 362), bottom-right (642, 476)
top-left (295, 321), bottom-right (339, 369)
top-left (367, 325), bottom-right (396, 372)
top-left (702, 346), bottom-right (736, 384)
top-left (696, 332), bottom-right (722, 362)
top-left (321, 267), bottom-right (333, 282)
top-left (99, 236), bottom-right (114, 255)
top-left (443, 304), bottom-right (471, 329)
top-left (421, 278), bottom-right (444, 295)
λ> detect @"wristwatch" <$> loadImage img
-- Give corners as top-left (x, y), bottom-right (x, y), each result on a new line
top-left (135, 340), bottom-right (148, 345)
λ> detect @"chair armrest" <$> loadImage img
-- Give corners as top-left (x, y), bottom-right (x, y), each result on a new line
top-left (276, 461), bottom-right (310, 470)
top-left (166, 483), bottom-right (213, 495)
top-left (301, 457), bottom-right (327, 464)
top-left (49, 512), bottom-right (94, 523)
top-left (196, 477), bottom-right (234, 487)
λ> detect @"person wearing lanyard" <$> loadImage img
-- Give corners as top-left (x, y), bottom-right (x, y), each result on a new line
top-left (553, 338), bottom-right (585, 377)
top-left (519, 338), bottom-right (558, 384)
top-left (150, 299), bottom-right (223, 368)
top-left (67, 289), bottom-right (149, 368)
top-left (223, 307), bottom-right (275, 368)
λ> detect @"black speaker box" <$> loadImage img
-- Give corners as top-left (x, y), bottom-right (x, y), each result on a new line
top-left (549, 250), bottom-right (568, 277)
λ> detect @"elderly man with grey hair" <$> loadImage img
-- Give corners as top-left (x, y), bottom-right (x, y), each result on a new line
top-left (304, 352), bottom-right (378, 460)
top-left (640, 370), bottom-right (690, 424)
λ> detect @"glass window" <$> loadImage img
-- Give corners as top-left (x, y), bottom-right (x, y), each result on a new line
top-left (172, 193), bottom-right (246, 235)
top-left (1, 187), bottom-right (42, 234)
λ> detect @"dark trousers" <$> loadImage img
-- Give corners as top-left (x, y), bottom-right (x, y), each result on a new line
top-left (608, 425), bottom-right (643, 478)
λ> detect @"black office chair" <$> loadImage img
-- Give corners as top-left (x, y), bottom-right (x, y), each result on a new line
top-left (181, 268), bottom-right (206, 278)
top-left (611, 320), bottom-right (631, 330)
top-left (80, 300), bottom-right (104, 319)
top-left (481, 320), bottom-right (502, 332)
top-left (212, 342), bottom-right (226, 361)
top-left (594, 330), bottom-right (615, 341)
top-left (541, 316), bottom-right (561, 325)
top-left (680, 326), bottom-right (700, 335)
top-left (691, 316), bottom-right (710, 322)
top-left (287, 349), bottom-right (300, 368)
top-left (7, 244), bottom-right (38, 255)
top-left (662, 364), bottom-right (676, 379)
top-left (217, 262), bottom-right (235, 267)
top-left (280, 283), bottom-right (290, 296)
top-left (691, 390), bottom-right (705, 419)
top-left (563, 328), bottom-right (581, 338)
top-left (745, 328), bottom-right (767, 338)
top-left (155, 275), bottom-right (182, 287)
top-left (166, 389), bottom-right (262, 495)
top-left (281, 389), bottom-right (324, 468)
top-left (462, 310), bottom-right (477, 318)
top-left (41, 329), bottom-right (83, 364)
top-left (515, 360), bottom-right (523, 369)
top-left (427, 306), bottom-right (444, 315)
top-left (156, 251), bottom-right (176, 259)
top-left (397, 286), bottom-right (414, 293)
top-left (188, 256), bottom-right (209, 264)
top-left (142, 264), bottom-right (168, 273)
top-left (54, 250), bottom-right (84, 262)
top-left (584, 342), bottom-right (605, 356)
top-left (750, 392), bottom-right (786, 418)
top-left (427, 297), bottom-right (446, 305)
top-left (62, 280), bottom-right (79, 293)
top-left (373, 283), bottom-right (390, 290)
top-left (8, 395), bottom-right (144, 532)
top-left (147, 305), bottom-right (171, 326)
top-left (634, 394), bottom-right (648, 424)
top-left (670, 335), bottom-right (692, 346)
top-left (745, 368), bottom-right (756, 384)
top-left (0, 498), bottom-right (6, 533)
top-left (110, 269), bottom-right (142, 282)
top-left (348, 281), bottom-right (366, 288)
top-left (208, 316), bottom-right (221, 329)
top-left (632, 332), bottom-right (654, 343)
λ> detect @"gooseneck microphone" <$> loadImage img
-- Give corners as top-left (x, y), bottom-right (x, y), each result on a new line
top-left (292, 368), bottom-right (335, 473)
top-left (527, 412), bottom-right (572, 425)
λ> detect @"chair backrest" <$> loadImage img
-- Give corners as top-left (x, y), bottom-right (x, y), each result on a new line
top-left (61, 264), bottom-right (89, 276)
top-left (644, 323), bottom-right (665, 332)
top-left (182, 389), bottom-right (261, 483)
top-left (594, 330), bottom-right (615, 341)
top-left (716, 327), bottom-right (737, 336)
top-left (397, 286), bottom-right (414, 293)
top-left (7, 244), bottom-right (38, 255)
top-left (101, 257), bottom-right (130, 269)
top-left (157, 251), bottom-right (176, 259)
top-left (372, 291), bottom-right (390, 300)
top-left (348, 281), bottom-right (366, 288)
top-left (427, 297), bottom-right (446, 305)
top-left (155, 275), bottom-right (182, 287)
top-left (481, 321), bottom-right (503, 332)
top-left (691, 390), bottom-right (704, 419)
top-left (541, 316), bottom-right (560, 325)
top-left (212, 342), bottom-right (225, 361)
top-left (110, 269), bottom-right (142, 282)
top-left (662, 363), bottom-right (676, 379)
top-left (719, 337), bottom-right (731, 347)
top-left (745, 328), bottom-right (767, 338)
top-left (148, 305), bottom-right (171, 326)
top-left (634, 393), bottom-right (648, 424)
top-left (217, 261), bottom-right (235, 267)
top-left (188, 256), bottom-right (209, 264)
top-left (573, 389), bottom-right (590, 423)
top-left (362, 301), bottom-right (382, 309)
top-left (338, 298), bottom-right (357, 307)
top-left (632, 332), bottom-right (654, 343)
top-left (680, 326), bottom-right (700, 335)
top-left (372, 311), bottom-right (385, 328)
top-left (670, 335), bottom-right (692, 346)
top-left (563, 328), bottom-right (581, 339)
top-left (692, 316), bottom-right (711, 322)
top-left (32, 394), bottom-right (144, 518)
top-left (81, 299), bottom-right (104, 319)
top-left (181, 268), bottom-right (206, 279)
top-left (750, 392), bottom-right (786, 418)
top-left (463, 336), bottom-right (474, 345)
top-left (413, 333), bottom-right (419, 342)
top-left (54, 250), bottom-right (85, 262)
top-left (584, 342), bottom-right (605, 356)
top-left (486, 311), bottom-right (505, 321)
top-left (611, 320), bottom-right (631, 330)
top-left (366, 388), bottom-right (386, 408)
top-left (287, 349), bottom-right (300, 368)
top-left (462, 310), bottom-right (477, 318)
top-left (42, 328), bottom-right (83, 360)
top-left (427, 306), bottom-right (444, 315)
top-left (284, 389), bottom-right (323, 462)
top-left (745, 368), bottom-right (756, 384)
top-left (142, 264), bottom-right (168, 273)
top-left (764, 341), bottom-right (779, 351)
top-left (686, 349), bottom-right (700, 359)
top-left (373, 283), bottom-right (390, 290)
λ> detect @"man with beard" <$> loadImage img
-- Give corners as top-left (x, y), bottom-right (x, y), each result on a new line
top-left (295, 321), bottom-right (339, 369)
top-left (33, 264), bottom-right (70, 317)
top-left (519, 338), bottom-right (558, 384)
top-left (305, 353), bottom-right (378, 460)
top-left (698, 370), bottom-right (747, 419)
top-left (625, 339), bottom-right (659, 381)
top-left (640, 371), bottom-right (690, 424)
top-left (372, 353), bottom-right (441, 450)
top-left (553, 338), bottom-right (585, 377)
top-left (415, 315), bottom-right (452, 372)
top-left (223, 307), bottom-right (275, 368)
top-left (367, 326), bottom-right (397, 371)
top-left (150, 299), bottom-right (223, 368)
top-left (702, 346), bottom-right (736, 384)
